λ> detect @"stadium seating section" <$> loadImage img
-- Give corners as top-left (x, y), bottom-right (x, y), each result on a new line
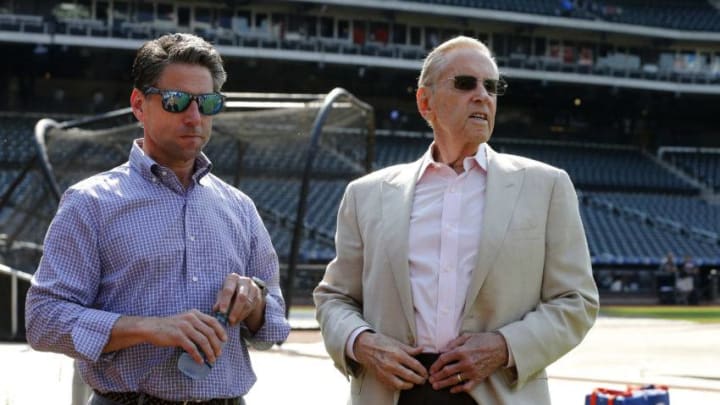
top-left (407, 0), bottom-right (720, 31)
top-left (664, 151), bottom-right (720, 191)
top-left (2, 0), bottom-right (720, 93)
top-left (2, 116), bottom-right (719, 278)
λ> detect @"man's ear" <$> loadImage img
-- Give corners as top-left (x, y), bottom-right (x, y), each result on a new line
top-left (416, 86), bottom-right (432, 121)
top-left (130, 88), bottom-right (144, 123)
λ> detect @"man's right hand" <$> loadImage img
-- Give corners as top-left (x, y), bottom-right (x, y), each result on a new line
top-left (353, 331), bottom-right (428, 390)
top-left (104, 310), bottom-right (228, 365)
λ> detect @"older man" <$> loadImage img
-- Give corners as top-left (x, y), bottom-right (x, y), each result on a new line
top-left (26, 33), bottom-right (290, 405)
top-left (314, 36), bottom-right (599, 405)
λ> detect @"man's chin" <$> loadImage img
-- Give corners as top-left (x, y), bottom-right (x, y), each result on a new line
top-left (179, 136), bottom-right (207, 149)
top-left (468, 131), bottom-right (491, 145)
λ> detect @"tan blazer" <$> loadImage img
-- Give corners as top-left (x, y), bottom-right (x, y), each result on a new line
top-left (314, 144), bottom-right (599, 405)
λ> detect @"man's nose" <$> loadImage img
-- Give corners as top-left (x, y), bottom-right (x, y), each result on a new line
top-left (182, 99), bottom-right (202, 123)
top-left (472, 82), bottom-right (492, 101)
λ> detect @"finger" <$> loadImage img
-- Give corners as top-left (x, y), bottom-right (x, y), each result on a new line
top-left (228, 283), bottom-right (256, 324)
top-left (429, 353), bottom-right (471, 386)
top-left (431, 373), bottom-right (464, 391)
top-left (206, 315), bottom-right (228, 344)
top-left (180, 326), bottom-right (215, 364)
top-left (445, 333), bottom-right (472, 351)
top-left (450, 379), bottom-right (476, 394)
top-left (172, 324), bottom-right (205, 365)
top-left (190, 320), bottom-right (226, 364)
top-left (389, 373), bottom-right (416, 391)
top-left (429, 362), bottom-right (463, 387)
top-left (378, 371), bottom-right (409, 391)
top-left (215, 274), bottom-right (240, 314)
top-left (404, 344), bottom-right (424, 356)
top-left (428, 350), bottom-right (462, 375)
top-left (196, 312), bottom-right (228, 354)
top-left (400, 355), bottom-right (429, 381)
top-left (185, 311), bottom-right (228, 362)
top-left (392, 360), bottom-right (427, 385)
top-left (397, 344), bottom-right (428, 379)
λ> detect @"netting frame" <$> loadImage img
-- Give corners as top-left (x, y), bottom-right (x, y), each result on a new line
top-left (32, 88), bottom-right (376, 316)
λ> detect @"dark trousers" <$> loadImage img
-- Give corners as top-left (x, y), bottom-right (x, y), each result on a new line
top-left (398, 353), bottom-right (477, 405)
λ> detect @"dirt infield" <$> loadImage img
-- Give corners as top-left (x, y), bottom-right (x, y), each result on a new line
top-left (2, 316), bottom-right (719, 404)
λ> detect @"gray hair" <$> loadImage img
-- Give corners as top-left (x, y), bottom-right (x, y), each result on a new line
top-left (132, 33), bottom-right (227, 92)
top-left (417, 36), bottom-right (498, 89)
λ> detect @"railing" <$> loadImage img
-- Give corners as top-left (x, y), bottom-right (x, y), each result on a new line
top-left (0, 263), bottom-right (32, 340)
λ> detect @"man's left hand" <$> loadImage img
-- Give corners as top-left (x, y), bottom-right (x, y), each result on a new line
top-left (213, 273), bottom-right (265, 331)
top-left (428, 332), bottom-right (509, 393)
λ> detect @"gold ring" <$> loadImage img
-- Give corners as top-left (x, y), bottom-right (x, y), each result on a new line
top-left (457, 373), bottom-right (463, 383)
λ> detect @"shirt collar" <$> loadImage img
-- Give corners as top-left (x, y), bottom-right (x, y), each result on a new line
top-left (129, 138), bottom-right (213, 186)
top-left (417, 142), bottom-right (488, 183)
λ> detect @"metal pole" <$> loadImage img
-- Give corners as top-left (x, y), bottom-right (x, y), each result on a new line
top-left (284, 90), bottom-right (341, 317)
top-left (284, 88), bottom-right (374, 318)
top-left (11, 268), bottom-right (18, 338)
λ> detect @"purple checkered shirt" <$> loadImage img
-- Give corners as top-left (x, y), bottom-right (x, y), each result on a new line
top-left (26, 139), bottom-right (291, 401)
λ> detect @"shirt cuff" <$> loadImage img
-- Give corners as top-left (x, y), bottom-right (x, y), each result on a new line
top-left (73, 309), bottom-right (121, 362)
top-left (494, 330), bottom-right (515, 368)
top-left (345, 326), bottom-right (373, 361)
top-left (507, 345), bottom-right (515, 367)
top-left (241, 294), bottom-right (291, 350)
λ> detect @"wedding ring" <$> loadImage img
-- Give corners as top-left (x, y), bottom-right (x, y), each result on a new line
top-left (457, 373), bottom-right (463, 383)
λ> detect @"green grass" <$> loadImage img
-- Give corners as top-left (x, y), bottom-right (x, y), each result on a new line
top-left (600, 305), bottom-right (720, 323)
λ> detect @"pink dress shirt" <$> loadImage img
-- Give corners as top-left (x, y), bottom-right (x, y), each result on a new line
top-left (348, 143), bottom-right (502, 356)
top-left (409, 143), bottom-right (487, 352)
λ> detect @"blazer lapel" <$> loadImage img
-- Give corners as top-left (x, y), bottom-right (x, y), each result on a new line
top-left (464, 145), bottom-right (525, 311)
top-left (381, 160), bottom-right (423, 338)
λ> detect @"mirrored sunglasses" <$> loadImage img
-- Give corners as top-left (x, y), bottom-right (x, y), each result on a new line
top-left (143, 87), bottom-right (226, 116)
top-left (450, 75), bottom-right (508, 96)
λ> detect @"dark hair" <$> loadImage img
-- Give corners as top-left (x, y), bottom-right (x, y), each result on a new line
top-left (131, 33), bottom-right (227, 92)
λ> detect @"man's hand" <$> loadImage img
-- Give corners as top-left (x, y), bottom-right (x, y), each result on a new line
top-left (428, 332), bottom-right (509, 394)
top-left (105, 310), bottom-right (227, 365)
top-left (213, 273), bottom-right (265, 332)
top-left (353, 331), bottom-right (428, 390)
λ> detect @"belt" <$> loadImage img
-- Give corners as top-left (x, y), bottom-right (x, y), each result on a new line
top-left (96, 390), bottom-right (244, 405)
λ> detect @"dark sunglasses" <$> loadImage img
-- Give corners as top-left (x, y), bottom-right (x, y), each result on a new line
top-left (449, 75), bottom-right (508, 96)
top-left (143, 87), bottom-right (226, 116)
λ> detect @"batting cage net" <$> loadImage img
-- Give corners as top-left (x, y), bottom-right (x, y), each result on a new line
top-left (1, 89), bottom-right (374, 306)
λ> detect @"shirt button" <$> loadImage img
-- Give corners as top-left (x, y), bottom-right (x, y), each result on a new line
top-left (192, 276), bottom-right (198, 282)
top-left (189, 235), bottom-right (196, 241)
top-left (161, 170), bottom-right (167, 176)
